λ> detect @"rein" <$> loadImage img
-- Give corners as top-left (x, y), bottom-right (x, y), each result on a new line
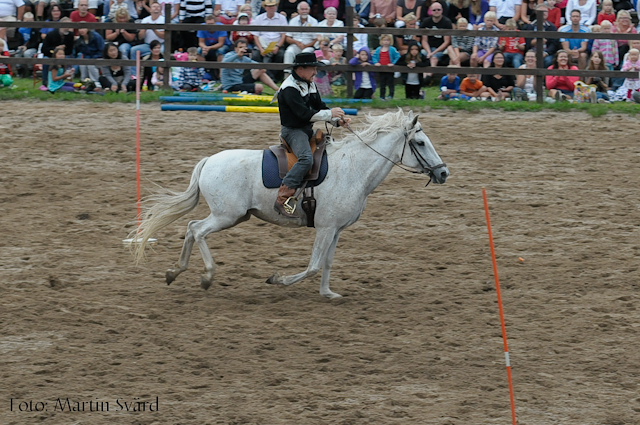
top-left (343, 123), bottom-right (447, 186)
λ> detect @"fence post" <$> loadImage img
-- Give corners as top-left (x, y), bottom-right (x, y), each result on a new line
top-left (535, 10), bottom-right (544, 104)
top-left (163, 2), bottom-right (173, 91)
top-left (346, 6), bottom-right (354, 98)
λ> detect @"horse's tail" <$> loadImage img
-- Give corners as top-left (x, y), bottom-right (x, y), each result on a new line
top-left (130, 157), bottom-right (209, 264)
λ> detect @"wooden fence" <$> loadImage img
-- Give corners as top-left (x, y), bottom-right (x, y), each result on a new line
top-left (2, 7), bottom-right (640, 102)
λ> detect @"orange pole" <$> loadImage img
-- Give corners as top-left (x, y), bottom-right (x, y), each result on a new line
top-left (482, 188), bottom-right (517, 425)
top-left (136, 50), bottom-right (141, 228)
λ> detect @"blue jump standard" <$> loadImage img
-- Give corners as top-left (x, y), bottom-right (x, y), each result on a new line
top-left (161, 104), bottom-right (359, 115)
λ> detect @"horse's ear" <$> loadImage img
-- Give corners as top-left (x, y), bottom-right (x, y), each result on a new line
top-left (411, 115), bottom-right (419, 129)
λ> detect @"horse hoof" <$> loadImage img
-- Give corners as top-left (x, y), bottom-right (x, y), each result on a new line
top-left (322, 292), bottom-right (343, 300)
top-left (166, 271), bottom-right (176, 285)
top-left (266, 273), bottom-right (280, 285)
top-left (200, 277), bottom-right (212, 290)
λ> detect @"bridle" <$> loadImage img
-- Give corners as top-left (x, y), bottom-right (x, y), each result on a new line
top-left (342, 122), bottom-right (447, 186)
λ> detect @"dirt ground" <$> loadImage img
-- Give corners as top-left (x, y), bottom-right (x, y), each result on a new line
top-left (1, 101), bottom-right (639, 425)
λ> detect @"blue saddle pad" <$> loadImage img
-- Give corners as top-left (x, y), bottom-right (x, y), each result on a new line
top-left (262, 149), bottom-right (329, 189)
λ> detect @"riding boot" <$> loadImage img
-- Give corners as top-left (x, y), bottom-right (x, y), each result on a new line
top-left (274, 184), bottom-right (297, 218)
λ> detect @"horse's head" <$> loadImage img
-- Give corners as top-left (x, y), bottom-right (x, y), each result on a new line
top-left (401, 112), bottom-right (449, 185)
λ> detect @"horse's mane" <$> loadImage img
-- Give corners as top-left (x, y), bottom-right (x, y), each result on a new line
top-left (327, 109), bottom-right (412, 152)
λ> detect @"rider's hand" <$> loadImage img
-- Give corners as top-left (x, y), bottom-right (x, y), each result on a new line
top-left (338, 117), bottom-right (351, 127)
top-left (330, 107), bottom-right (345, 118)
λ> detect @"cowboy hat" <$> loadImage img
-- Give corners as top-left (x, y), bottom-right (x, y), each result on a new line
top-left (293, 52), bottom-right (326, 67)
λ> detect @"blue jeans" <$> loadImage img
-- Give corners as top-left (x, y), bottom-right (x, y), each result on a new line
top-left (504, 52), bottom-right (523, 68)
top-left (281, 125), bottom-right (313, 189)
top-left (119, 43), bottom-right (133, 59)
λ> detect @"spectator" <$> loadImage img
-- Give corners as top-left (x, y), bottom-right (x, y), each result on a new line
top-left (471, 10), bottom-right (499, 67)
top-left (319, 0), bottom-right (346, 21)
top-left (317, 6), bottom-right (345, 47)
top-left (482, 50), bottom-right (514, 100)
top-left (395, 0), bottom-right (422, 28)
top-left (612, 10), bottom-right (636, 64)
top-left (519, 0), bottom-right (537, 28)
top-left (105, 0), bottom-right (131, 22)
top-left (372, 33), bottom-right (400, 99)
top-left (395, 12), bottom-right (420, 55)
top-left (448, 17), bottom-right (474, 65)
top-left (179, 0), bottom-right (213, 49)
top-left (131, 2), bottom-right (165, 61)
top-left (48, 46), bottom-right (75, 92)
top-left (231, 12), bottom-right (254, 47)
top-left (284, 1), bottom-right (318, 67)
top-left (70, 0), bottom-right (98, 25)
top-left (437, 64), bottom-right (462, 100)
top-left (73, 0), bottom-right (98, 15)
top-left (221, 38), bottom-right (279, 93)
top-left (155, 0), bottom-right (180, 22)
top-left (105, 8), bottom-right (139, 59)
top-left (560, 9), bottom-right (589, 68)
top-left (74, 26), bottom-right (104, 82)
top-left (174, 46), bottom-right (206, 90)
top-left (348, 0), bottom-right (370, 24)
top-left (525, 4), bottom-right (559, 68)
top-left (546, 49), bottom-right (579, 101)
top-left (488, 0), bottom-right (520, 30)
top-left (499, 18), bottom-right (524, 68)
top-left (216, 0), bottom-right (245, 23)
top-left (369, 0), bottom-right (396, 26)
top-left (251, 0), bottom-right (287, 80)
top-left (348, 46), bottom-right (376, 98)
top-left (597, 0), bottom-right (616, 25)
top-left (277, 0), bottom-right (304, 20)
top-left (459, 72), bottom-right (490, 98)
top-left (17, 10), bottom-right (31, 43)
top-left (586, 50), bottom-right (610, 102)
top-left (367, 16), bottom-right (385, 50)
top-left (151, 63), bottom-right (164, 88)
top-left (546, 0), bottom-right (561, 28)
top-left (0, 0), bottom-right (25, 44)
top-left (421, 0), bottom-right (452, 79)
top-left (41, 17), bottom-right (74, 86)
top-left (564, 0), bottom-right (596, 26)
top-left (197, 14), bottom-right (228, 64)
top-left (142, 39), bottom-right (164, 88)
top-left (616, 48), bottom-right (640, 101)
top-left (14, 11), bottom-right (39, 76)
top-left (420, 0), bottom-right (448, 22)
top-left (31, 0), bottom-right (48, 21)
top-left (448, 0), bottom-right (469, 24)
top-left (100, 42), bottom-right (134, 92)
top-left (352, 15), bottom-right (368, 52)
top-left (313, 35), bottom-right (333, 95)
top-left (468, 0), bottom-right (489, 28)
top-left (0, 38), bottom-right (12, 86)
top-left (397, 41), bottom-right (427, 98)
top-left (592, 20), bottom-right (618, 69)
top-left (513, 49), bottom-right (537, 101)
top-left (39, 3), bottom-right (61, 37)
top-left (329, 43), bottom-right (346, 85)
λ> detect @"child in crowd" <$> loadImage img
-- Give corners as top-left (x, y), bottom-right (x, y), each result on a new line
top-left (231, 13), bottom-right (254, 48)
top-left (352, 16), bottom-right (368, 53)
top-left (597, 0), bottom-right (616, 25)
top-left (586, 50), bottom-right (610, 103)
top-left (0, 39), bottom-right (12, 87)
top-left (471, 11), bottom-right (499, 68)
top-left (18, 12), bottom-right (34, 45)
top-left (546, 0), bottom-right (561, 29)
top-left (329, 44), bottom-right (346, 86)
top-left (176, 47), bottom-right (206, 91)
top-left (151, 65), bottom-right (164, 90)
top-left (397, 42), bottom-right (427, 99)
top-left (592, 20), bottom-right (618, 70)
top-left (373, 34), bottom-right (400, 100)
top-left (587, 24), bottom-right (600, 57)
top-left (498, 19), bottom-right (524, 68)
top-left (48, 46), bottom-right (75, 93)
top-left (107, 0), bottom-right (130, 22)
top-left (459, 73), bottom-right (490, 100)
top-left (448, 17), bottom-right (474, 66)
top-left (368, 17), bottom-right (386, 51)
top-left (349, 46), bottom-right (376, 99)
top-left (617, 48), bottom-right (640, 101)
top-left (437, 65), bottom-right (461, 100)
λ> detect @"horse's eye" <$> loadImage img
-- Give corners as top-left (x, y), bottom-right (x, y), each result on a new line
top-left (415, 141), bottom-right (425, 146)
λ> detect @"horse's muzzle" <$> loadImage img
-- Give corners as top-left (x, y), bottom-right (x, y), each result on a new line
top-left (432, 167), bottom-right (449, 184)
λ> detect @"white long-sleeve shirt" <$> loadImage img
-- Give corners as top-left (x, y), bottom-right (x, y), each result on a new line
top-left (565, 0), bottom-right (597, 26)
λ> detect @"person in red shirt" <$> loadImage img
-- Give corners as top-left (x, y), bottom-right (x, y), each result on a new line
top-left (70, 0), bottom-right (97, 24)
top-left (498, 18), bottom-right (525, 68)
top-left (546, 0), bottom-right (562, 29)
top-left (597, 0), bottom-right (616, 25)
top-left (546, 50), bottom-right (579, 101)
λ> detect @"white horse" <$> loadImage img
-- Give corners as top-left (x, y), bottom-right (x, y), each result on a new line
top-left (131, 109), bottom-right (449, 299)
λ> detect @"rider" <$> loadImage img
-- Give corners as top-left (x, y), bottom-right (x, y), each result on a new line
top-left (274, 52), bottom-right (351, 217)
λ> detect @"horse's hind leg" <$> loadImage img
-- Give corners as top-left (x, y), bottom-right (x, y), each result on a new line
top-left (167, 212), bottom-right (250, 289)
top-left (266, 227), bottom-right (336, 289)
top-left (319, 230), bottom-right (343, 299)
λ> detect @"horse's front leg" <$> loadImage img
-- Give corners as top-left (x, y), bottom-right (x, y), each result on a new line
top-left (266, 227), bottom-right (336, 289)
top-left (319, 230), bottom-right (343, 299)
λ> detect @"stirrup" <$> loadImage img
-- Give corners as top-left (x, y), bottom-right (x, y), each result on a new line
top-left (283, 196), bottom-right (297, 214)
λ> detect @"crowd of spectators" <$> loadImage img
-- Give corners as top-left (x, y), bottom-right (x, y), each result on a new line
top-left (0, 0), bottom-right (639, 102)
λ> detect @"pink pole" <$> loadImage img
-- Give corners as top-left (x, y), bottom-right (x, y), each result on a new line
top-left (136, 50), bottom-right (141, 228)
top-left (482, 188), bottom-right (518, 425)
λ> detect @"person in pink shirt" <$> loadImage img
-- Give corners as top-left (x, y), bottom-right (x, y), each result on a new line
top-left (546, 49), bottom-right (579, 101)
top-left (369, 0), bottom-right (396, 26)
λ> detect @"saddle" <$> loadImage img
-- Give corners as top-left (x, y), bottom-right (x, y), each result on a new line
top-left (269, 130), bottom-right (326, 180)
